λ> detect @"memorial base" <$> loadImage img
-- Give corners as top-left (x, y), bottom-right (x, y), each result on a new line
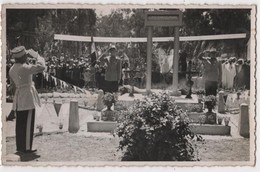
top-left (87, 121), bottom-right (230, 135)
top-left (169, 90), bottom-right (182, 96)
top-left (190, 124), bottom-right (231, 135)
top-left (87, 121), bottom-right (117, 132)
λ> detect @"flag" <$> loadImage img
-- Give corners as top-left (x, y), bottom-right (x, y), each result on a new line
top-left (90, 38), bottom-right (97, 67)
top-left (73, 86), bottom-right (77, 93)
top-left (54, 102), bottom-right (62, 117)
top-left (51, 76), bottom-right (55, 86)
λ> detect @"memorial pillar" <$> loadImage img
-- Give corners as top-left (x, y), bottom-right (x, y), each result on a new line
top-left (239, 103), bottom-right (250, 138)
top-left (146, 26), bottom-right (153, 94)
top-left (172, 26), bottom-right (180, 94)
top-left (218, 91), bottom-right (226, 113)
top-left (68, 100), bottom-right (80, 133)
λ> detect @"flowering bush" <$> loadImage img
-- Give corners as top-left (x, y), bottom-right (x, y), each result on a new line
top-left (115, 93), bottom-right (203, 161)
top-left (102, 93), bottom-right (116, 108)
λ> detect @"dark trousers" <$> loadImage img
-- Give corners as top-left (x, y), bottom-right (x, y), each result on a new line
top-left (16, 109), bottom-right (35, 152)
top-left (205, 81), bottom-right (218, 96)
top-left (105, 81), bottom-right (119, 93)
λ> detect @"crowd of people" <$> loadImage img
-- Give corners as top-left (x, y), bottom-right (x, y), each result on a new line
top-left (6, 44), bottom-right (250, 98)
top-left (198, 47), bottom-right (250, 96)
top-left (7, 45), bottom-right (146, 94)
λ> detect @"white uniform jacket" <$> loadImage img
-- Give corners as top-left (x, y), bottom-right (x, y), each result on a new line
top-left (9, 56), bottom-right (46, 111)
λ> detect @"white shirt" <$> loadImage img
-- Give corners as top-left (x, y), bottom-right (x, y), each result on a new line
top-left (9, 56), bottom-right (46, 111)
top-left (226, 62), bottom-right (236, 89)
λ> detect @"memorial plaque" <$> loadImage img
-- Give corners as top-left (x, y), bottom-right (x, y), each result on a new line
top-left (145, 11), bottom-right (183, 27)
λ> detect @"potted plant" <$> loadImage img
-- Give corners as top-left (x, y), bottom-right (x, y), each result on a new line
top-left (36, 124), bottom-right (43, 133)
top-left (101, 93), bottom-right (117, 121)
top-left (217, 116), bottom-right (223, 125)
top-left (103, 93), bottom-right (116, 111)
top-left (204, 95), bottom-right (217, 124)
top-left (204, 95), bottom-right (217, 112)
top-left (59, 122), bottom-right (63, 130)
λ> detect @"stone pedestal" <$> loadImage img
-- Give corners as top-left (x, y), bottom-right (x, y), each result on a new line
top-left (87, 121), bottom-right (117, 132)
top-left (68, 100), bottom-right (80, 133)
top-left (205, 112), bottom-right (217, 124)
top-left (190, 124), bottom-right (230, 135)
top-left (218, 91), bottom-right (225, 113)
top-left (239, 103), bottom-right (250, 138)
top-left (173, 95), bottom-right (199, 111)
top-left (101, 110), bottom-right (117, 121)
top-left (169, 90), bottom-right (182, 97)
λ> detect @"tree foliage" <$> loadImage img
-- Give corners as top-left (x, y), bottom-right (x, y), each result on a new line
top-left (95, 8), bottom-right (250, 60)
top-left (7, 8), bottom-right (250, 59)
top-left (7, 9), bottom-right (97, 58)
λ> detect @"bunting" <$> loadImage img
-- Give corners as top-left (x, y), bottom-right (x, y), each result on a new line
top-left (73, 86), bottom-right (77, 93)
top-left (42, 72), bottom-right (86, 94)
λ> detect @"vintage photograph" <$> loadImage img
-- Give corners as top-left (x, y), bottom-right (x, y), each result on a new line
top-left (1, 4), bottom-right (256, 166)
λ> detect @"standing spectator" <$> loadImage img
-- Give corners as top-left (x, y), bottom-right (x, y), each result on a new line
top-left (49, 64), bottom-right (56, 76)
top-left (135, 65), bottom-right (142, 88)
top-left (55, 61), bottom-right (62, 79)
top-left (179, 50), bottom-right (187, 80)
top-left (83, 66), bottom-right (91, 89)
top-left (72, 61), bottom-right (81, 87)
top-left (104, 45), bottom-right (122, 93)
top-left (78, 60), bottom-right (85, 88)
top-left (122, 62), bottom-right (130, 85)
top-left (94, 60), bottom-right (102, 89)
top-left (9, 46), bottom-right (45, 154)
top-left (95, 60), bottom-right (106, 91)
top-left (60, 53), bottom-right (65, 62)
top-left (48, 64), bottom-right (56, 89)
top-left (67, 61), bottom-right (73, 84)
top-left (61, 61), bottom-right (67, 82)
top-left (198, 47), bottom-right (221, 96)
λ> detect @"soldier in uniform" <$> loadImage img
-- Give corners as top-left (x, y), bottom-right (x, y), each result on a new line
top-left (104, 45), bottom-right (122, 93)
top-left (9, 46), bottom-right (46, 154)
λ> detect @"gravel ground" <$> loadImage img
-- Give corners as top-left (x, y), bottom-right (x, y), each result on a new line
top-left (5, 132), bottom-right (250, 162)
top-left (196, 136), bottom-right (250, 161)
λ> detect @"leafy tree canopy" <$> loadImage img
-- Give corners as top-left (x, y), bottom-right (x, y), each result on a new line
top-left (6, 8), bottom-right (250, 59)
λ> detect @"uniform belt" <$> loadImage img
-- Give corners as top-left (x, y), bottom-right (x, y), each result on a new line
top-left (16, 83), bottom-right (35, 89)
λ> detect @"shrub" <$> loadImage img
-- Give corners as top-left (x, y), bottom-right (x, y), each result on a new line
top-left (102, 92), bottom-right (116, 107)
top-left (116, 93), bottom-right (203, 161)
